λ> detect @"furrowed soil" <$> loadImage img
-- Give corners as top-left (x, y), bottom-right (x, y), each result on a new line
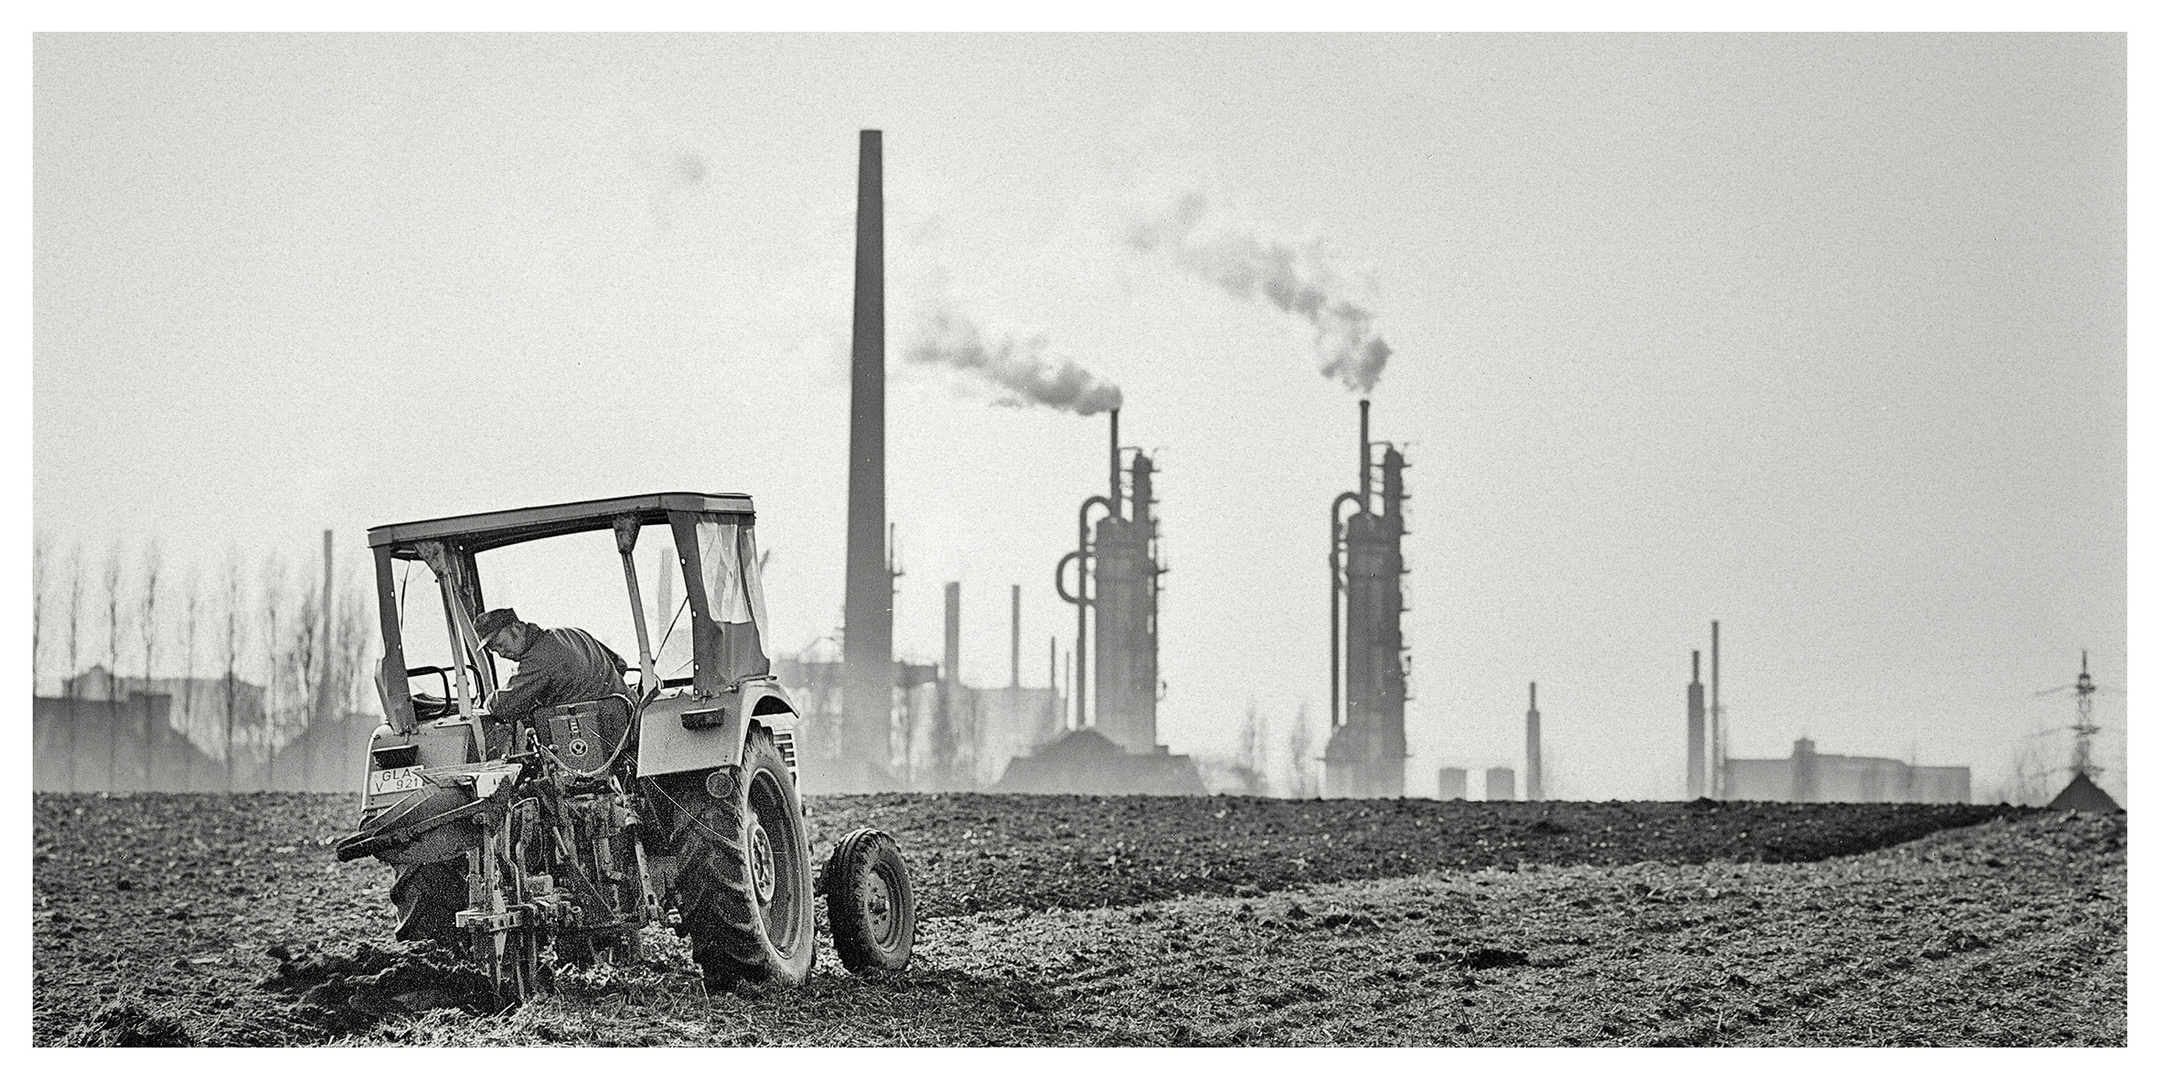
top-left (32, 793), bottom-right (2122, 1046)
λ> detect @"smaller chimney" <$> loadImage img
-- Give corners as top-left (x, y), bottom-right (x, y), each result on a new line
top-left (1524, 680), bottom-right (1542, 802)
top-left (1358, 399), bottom-right (1372, 507)
top-left (1109, 408), bottom-right (1123, 517)
top-left (943, 582), bottom-right (961, 690)
top-left (1710, 620), bottom-right (1722, 798)
top-left (1687, 648), bottom-right (1706, 799)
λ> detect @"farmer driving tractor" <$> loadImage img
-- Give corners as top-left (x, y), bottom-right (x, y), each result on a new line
top-left (387, 607), bottom-right (633, 944)
top-left (473, 608), bottom-right (633, 749)
top-left (348, 493), bottom-right (914, 998)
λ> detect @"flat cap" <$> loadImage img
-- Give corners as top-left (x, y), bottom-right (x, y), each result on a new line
top-left (474, 608), bottom-right (521, 641)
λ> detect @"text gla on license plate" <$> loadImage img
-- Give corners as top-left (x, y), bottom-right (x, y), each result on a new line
top-left (368, 765), bottom-right (423, 796)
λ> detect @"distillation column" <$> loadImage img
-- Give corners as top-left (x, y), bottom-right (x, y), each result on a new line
top-left (1325, 400), bottom-right (1409, 798)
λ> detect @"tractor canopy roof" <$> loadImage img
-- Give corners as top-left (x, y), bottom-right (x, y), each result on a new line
top-left (368, 492), bottom-right (756, 557)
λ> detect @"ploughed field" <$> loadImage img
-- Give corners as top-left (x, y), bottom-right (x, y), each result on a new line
top-left (32, 793), bottom-right (2124, 1046)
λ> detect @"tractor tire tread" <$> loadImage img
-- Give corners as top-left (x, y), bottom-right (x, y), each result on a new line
top-left (666, 729), bottom-right (814, 991)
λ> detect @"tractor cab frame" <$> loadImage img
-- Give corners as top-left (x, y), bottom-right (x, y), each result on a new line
top-left (364, 491), bottom-right (799, 806)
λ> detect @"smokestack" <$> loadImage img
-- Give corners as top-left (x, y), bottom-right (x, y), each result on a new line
top-left (1524, 681), bottom-right (1542, 801)
top-left (1109, 408), bottom-right (1122, 517)
top-left (941, 583), bottom-right (959, 691)
top-left (1687, 649), bottom-right (1705, 799)
top-left (842, 129), bottom-right (892, 784)
top-left (1358, 399), bottom-right (1371, 507)
top-left (1010, 585), bottom-right (1021, 689)
top-left (1710, 620), bottom-right (1721, 799)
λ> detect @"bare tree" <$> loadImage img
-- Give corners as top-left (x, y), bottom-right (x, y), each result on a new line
top-left (2009, 743), bottom-right (2053, 807)
top-left (134, 539), bottom-right (163, 790)
top-left (260, 551), bottom-right (288, 758)
top-left (222, 546), bottom-right (244, 791)
top-left (181, 563), bottom-right (202, 789)
top-left (334, 569), bottom-right (374, 717)
top-left (67, 541), bottom-right (84, 691)
top-left (64, 544), bottom-right (86, 790)
top-left (1232, 702), bottom-right (1268, 795)
top-left (33, 530), bottom-right (48, 694)
top-left (138, 538), bottom-right (162, 681)
top-left (103, 541), bottom-right (123, 785)
top-left (103, 541), bottom-right (122, 688)
top-left (65, 542), bottom-right (85, 790)
top-left (1285, 700), bottom-right (1317, 799)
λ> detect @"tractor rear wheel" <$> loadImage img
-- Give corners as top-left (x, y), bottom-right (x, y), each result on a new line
top-left (666, 729), bottom-right (815, 991)
top-left (821, 828), bottom-right (915, 974)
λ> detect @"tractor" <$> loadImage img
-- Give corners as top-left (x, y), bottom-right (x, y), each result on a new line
top-left (335, 492), bottom-right (914, 1002)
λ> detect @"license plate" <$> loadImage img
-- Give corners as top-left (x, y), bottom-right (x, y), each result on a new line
top-left (367, 766), bottom-right (423, 797)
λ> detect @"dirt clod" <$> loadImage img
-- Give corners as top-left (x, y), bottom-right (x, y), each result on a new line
top-left (59, 1000), bottom-right (195, 1047)
top-left (258, 940), bottom-right (502, 1034)
top-left (1457, 947), bottom-right (1530, 970)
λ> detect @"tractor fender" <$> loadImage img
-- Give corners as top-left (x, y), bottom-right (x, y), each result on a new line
top-left (636, 680), bottom-right (803, 782)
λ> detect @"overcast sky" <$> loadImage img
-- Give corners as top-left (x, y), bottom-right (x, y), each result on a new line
top-left (32, 33), bottom-right (2127, 800)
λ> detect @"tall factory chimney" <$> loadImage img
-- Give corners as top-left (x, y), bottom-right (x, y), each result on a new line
top-left (1524, 681), bottom-right (1542, 801)
top-left (841, 129), bottom-right (893, 789)
top-left (1686, 650), bottom-right (1705, 799)
top-left (1010, 585), bottom-right (1022, 689)
top-left (1325, 400), bottom-right (1409, 799)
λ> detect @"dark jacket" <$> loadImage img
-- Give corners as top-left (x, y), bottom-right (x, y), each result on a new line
top-left (486, 626), bottom-right (631, 727)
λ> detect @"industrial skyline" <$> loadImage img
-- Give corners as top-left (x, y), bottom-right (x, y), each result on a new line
top-left (31, 34), bottom-right (2127, 801)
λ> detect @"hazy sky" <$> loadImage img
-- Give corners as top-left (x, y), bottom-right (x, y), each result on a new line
top-left (32, 34), bottom-right (2127, 800)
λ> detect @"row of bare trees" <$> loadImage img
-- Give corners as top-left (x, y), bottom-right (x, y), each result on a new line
top-left (1197, 700), bottom-right (1321, 798)
top-left (32, 531), bottom-right (380, 765)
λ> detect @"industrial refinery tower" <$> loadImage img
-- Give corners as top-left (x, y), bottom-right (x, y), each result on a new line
top-left (838, 129), bottom-right (894, 791)
top-left (999, 410), bottom-right (1201, 795)
top-left (1078, 409), bottom-right (1164, 754)
top-left (1325, 400), bottom-right (1411, 799)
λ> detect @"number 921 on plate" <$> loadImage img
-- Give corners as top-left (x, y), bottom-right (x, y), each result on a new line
top-left (367, 765), bottom-right (424, 797)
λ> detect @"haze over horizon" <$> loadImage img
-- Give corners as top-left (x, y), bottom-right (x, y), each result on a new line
top-left (32, 34), bottom-right (2128, 802)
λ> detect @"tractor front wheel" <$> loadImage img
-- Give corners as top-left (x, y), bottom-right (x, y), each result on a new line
top-left (821, 828), bottom-right (915, 974)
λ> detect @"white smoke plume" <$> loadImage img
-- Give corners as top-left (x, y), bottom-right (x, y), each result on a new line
top-left (1128, 192), bottom-right (1392, 393)
top-left (905, 308), bottom-right (1124, 416)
